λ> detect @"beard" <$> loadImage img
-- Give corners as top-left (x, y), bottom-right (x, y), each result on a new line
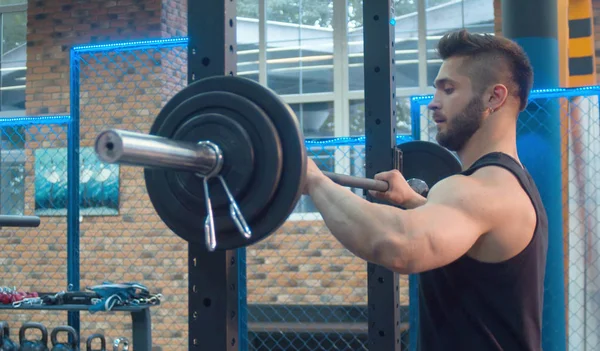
top-left (435, 95), bottom-right (486, 151)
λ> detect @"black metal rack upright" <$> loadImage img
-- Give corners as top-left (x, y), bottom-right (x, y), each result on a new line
top-left (188, 1), bottom-right (402, 350)
top-left (362, 2), bottom-right (402, 351)
top-left (187, 1), bottom-right (241, 350)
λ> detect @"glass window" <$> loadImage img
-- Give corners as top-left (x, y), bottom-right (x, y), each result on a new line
top-left (425, 0), bottom-right (495, 86)
top-left (0, 0), bottom-right (26, 5)
top-left (1, 150), bottom-right (24, 215)
top-left (349, 97), bottom-right (412, 136)
top-left (0, 126), bottom-right (25, 215)
top-left (237, 1), bottom-right (259, 82)
top-left (0, 2), bottom-right (26, 215)
top-left (348, 0), bottom-right (420, 91)
top-left (266, 0), bottom-right (334, 95)
top-left (237, 42), bottom-right (259, 82)
top-left (0, 7), bottom-right (26, 112)
top-left (291, 101), bottom-right (334, 138)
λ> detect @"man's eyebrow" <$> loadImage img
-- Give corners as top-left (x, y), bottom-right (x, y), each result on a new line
top-left (432, 78), bottom-right (457, 88)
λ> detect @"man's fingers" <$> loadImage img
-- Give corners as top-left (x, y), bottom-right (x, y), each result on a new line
top-left (368, 189), bottom-right (386, 198)
top-left (374, 170), bottom-right (397, 181)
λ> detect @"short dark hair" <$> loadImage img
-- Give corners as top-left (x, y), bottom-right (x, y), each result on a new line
top-left (437, 29), bottom-right (533, 111)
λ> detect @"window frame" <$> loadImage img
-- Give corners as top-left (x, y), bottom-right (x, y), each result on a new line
top-left (0, 2), bottom-right (27, 215)
top-left (0, 2), bottom-right (27, 116)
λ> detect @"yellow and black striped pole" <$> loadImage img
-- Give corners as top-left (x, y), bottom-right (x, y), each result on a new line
top-left (567, 0), bottom-right (596, 86)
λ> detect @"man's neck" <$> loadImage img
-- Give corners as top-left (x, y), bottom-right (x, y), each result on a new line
top-left (456, 112), bottom-right (520, 170)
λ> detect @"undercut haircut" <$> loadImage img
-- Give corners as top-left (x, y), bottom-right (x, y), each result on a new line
top-left (437, 29), bottom-right (534, 112)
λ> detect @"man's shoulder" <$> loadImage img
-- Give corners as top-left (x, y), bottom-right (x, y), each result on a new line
top-left (427, 167), bottom-right (529, 215)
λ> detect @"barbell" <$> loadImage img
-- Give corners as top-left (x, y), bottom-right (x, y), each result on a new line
top-left (94, 76), bottom-right (462, 251)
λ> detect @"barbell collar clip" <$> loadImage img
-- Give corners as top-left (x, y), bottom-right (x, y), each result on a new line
top-left (217, 175), bottom-right (252, 240)
top-left (202, 177), bottom-right (218, 252)
top-left (202, 175), bottom-right (252, 252)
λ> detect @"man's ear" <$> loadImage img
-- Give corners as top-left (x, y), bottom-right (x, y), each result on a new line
top-left (487, 84), bottom-right (509, 111)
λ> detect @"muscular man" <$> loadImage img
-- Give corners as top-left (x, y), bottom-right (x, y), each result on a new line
top-left (304, 29), bottom-right (548, 350)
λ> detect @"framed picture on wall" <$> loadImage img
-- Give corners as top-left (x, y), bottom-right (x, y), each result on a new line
top-left (34, 147), bottom-right (120, 216)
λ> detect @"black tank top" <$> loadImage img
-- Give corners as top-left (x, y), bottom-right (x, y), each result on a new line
top-left (416, 152), bottom-right (548, 351)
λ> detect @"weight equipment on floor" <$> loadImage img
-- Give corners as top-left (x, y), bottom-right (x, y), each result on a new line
top-left (18, 322), bottom-right (48, 351)
top-left (0, 322), bottom-right (17, 351)
top-left (85, 334), bottom-right (106, 351)
top-left (95, 75), bottom-right (462, 252)
top-left (50, 326), bottom-right (78, 351)
top-left (112, 338), bottom-right (128, 351)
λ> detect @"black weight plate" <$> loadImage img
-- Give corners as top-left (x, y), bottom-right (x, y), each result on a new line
top-left (396, 140), bottom-right (462, 190)
top-left (166, 93), bottom-right (282, 231)
top-left (191, 79), bottom-right (304, 249)
top-left (145, 88), bottom-right (285, 248)
top-left (171, 112), bottom-right (254, 216)
top-left (189, 76), bottom-right (305, 250)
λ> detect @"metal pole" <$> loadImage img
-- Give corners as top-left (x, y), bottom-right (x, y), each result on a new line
top-left (187, 0), bottom-right (240, 349)
top-left (502, 1), bottom-right (566, 350)
top-left (362, 0), bottom-right (401, 350)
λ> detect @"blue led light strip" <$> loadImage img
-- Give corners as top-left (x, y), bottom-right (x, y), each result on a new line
top-left (0, 114), bottom-right (71, 127)
top-left (411, 85), bottom-right (600, 105)
top-left (305, 134), bottom-right (413, 146)
top-left (72, 37), bottom-right (188, 53)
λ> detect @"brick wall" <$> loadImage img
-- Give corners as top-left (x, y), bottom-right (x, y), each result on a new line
top-left (18, 0), bottom-right (191, 350)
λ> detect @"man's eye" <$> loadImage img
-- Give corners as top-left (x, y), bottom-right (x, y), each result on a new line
top-left (444, 88), bottom-right (454, 94)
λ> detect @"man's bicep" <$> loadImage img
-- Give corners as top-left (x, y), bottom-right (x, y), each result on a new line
top-left (399, 177), bottom-right (495, 273)
top-left (403, 202), bottom-right (487, 272)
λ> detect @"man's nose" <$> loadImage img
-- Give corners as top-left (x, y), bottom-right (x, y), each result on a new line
top-left (427, 99), bottom-right (440, 111)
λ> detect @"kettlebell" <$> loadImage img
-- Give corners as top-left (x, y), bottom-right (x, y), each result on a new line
top-left (18, 322), bottom-right (48, 351)
top-left (112, 338), bottom-right (128, 351)
top-left (0, 322), bottom-right (17, 351)
top-left (85, 334), bottom-right (105, 351)
top-left (50, 326), bottom-right (78, 351)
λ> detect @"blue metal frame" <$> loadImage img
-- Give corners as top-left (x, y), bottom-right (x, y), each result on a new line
top-left (67, 46), bottom-right (81, 335)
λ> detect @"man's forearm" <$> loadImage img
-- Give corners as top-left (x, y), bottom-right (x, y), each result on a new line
top-left (307, 175), bottom-right (397, 263)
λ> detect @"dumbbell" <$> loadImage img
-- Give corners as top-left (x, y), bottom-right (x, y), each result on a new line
top-left (112, 338), bottom-right (128, 351)
top-left (0, 322), bottom-right (17, 351)
top-left (18, 322), bottom-right (49, 351)
top-left (50, 326), bottom-right (78, 351)
top-left (85, 334), bottom-right (105, 351)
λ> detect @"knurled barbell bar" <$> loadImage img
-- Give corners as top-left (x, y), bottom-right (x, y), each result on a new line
top-left (94, 76), bottom-right (462, 252)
